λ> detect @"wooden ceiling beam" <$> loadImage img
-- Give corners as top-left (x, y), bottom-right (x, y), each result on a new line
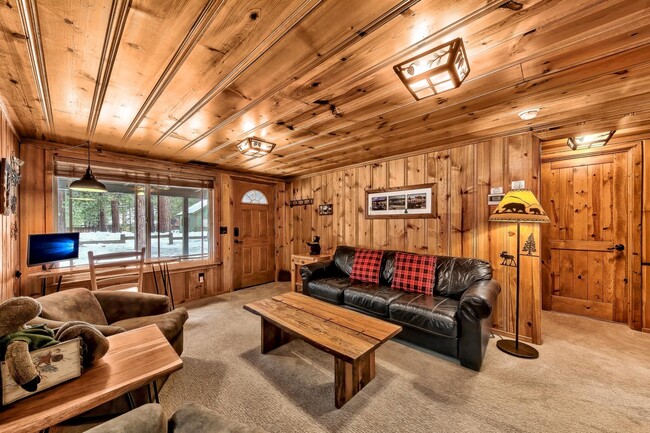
top-left (201, 0), bottom-right (650, 170)
top-left (238, 44), bottom-right (650, 173)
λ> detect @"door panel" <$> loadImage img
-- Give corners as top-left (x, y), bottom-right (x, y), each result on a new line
top-left (233, 181), bottom-right (275, 289)
top-left (543, 153), bottom-right (628, 322)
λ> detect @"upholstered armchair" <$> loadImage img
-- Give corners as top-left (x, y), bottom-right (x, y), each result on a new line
top-left (29, 288), bottom-right (188, 356)
top-left (86, 403), bottom-right (266, 433)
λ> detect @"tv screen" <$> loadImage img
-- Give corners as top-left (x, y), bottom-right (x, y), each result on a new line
top-left (27, 233), bottom-right (80, 267)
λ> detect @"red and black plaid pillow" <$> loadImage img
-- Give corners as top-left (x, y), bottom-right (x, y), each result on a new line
top-left (349, 248), bottom-right (384, 284)
top-left (391, 252), bottom-right (437, 294)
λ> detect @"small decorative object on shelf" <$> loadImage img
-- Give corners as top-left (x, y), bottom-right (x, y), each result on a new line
top-left (306, 236), bottom-right (321, 255)
top-left (319, 204), bottom-right (333, 215)
top-left (289, 198), bottom-right (313, 207)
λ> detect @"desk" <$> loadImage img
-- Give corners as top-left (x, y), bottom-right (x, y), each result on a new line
top-left (0, 325), bottom-right (183, 433)
top-left (30, 266), bottom-right (91, 296)
top-left (290, 254), bottom-right (332, 292)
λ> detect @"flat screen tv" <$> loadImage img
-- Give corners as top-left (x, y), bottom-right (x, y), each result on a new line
top-left (27, 233), bottom-right (80, 267)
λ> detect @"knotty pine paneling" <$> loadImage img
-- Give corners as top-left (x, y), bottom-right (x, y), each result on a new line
top-left (0, 109), bottom-right (20, 301)
top-left (18, 141), bottom-right (286, 301)
top-left (641, 140), bottom-right (650, 332)
top-left (287, 132), bottom-right (543, 343)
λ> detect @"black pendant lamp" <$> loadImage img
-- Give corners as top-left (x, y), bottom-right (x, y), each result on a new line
top-left (69, 142), bottom-right (107, 193)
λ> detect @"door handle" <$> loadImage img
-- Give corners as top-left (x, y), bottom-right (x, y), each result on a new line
top-left (234, 239), bottom-right (243, 244)
top-left (607, 244), bottom-right (625, 251)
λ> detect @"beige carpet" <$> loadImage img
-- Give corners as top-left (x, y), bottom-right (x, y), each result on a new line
top-left (159, 283), bottom-right (650, 433)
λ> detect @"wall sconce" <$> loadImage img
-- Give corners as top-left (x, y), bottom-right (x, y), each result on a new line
top-left (567, 131), bottom-right (615, 150)
top-left (237, 137), bottom-right (276, 157)
top-left (393, 37), bottom-right (470, 101)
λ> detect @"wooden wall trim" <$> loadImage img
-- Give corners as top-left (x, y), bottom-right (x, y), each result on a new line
top-left (86, 0), bottom-right (131, 142)
top-left (16, 0), bottom-right (54, 135)
top-left (118, 0), bottom-right (227, 147)
top-left (151, 0), bottom-right (324, 156)
top-left (0, 99), bottom-right (20, 140)
top-left (21, 139), bottom-right (284, 183)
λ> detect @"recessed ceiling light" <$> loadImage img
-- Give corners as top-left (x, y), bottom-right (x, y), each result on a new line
top-left (518, 108), bottom-right (540, 120)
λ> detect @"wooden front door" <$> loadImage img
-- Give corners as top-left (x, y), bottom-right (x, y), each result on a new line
top-left (541, 146), bottom-right (640, 323)
top-left (233, 181), bottom-right (275, 289)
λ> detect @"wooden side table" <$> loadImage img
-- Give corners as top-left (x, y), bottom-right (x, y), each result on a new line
top-left (0, 325), bottom-right (182, 433)
top-left (291, 254), bottom-right (332, 292)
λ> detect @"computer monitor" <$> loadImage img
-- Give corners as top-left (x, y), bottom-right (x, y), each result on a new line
top-left (27, 233), bottom-right (80, 268)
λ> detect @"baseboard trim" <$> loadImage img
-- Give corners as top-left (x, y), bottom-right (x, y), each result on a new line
top-left (642, 328), bottom-right (650, 334)
top-left (491, 328), bottom-right (534, 344)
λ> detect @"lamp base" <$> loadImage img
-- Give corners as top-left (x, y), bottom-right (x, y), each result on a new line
top-left (496, 339), bottom-right (538, 359)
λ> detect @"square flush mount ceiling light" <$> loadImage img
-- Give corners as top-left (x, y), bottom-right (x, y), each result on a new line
top-left (237, 137), bottom-right (276, 157)
top-left (393, 37), bottom-right (470, 101)
top-left (567, 131), bottom-right (615, 150)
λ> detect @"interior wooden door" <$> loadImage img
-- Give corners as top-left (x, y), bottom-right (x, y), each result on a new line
top-left (541, 150), bottom-right (634, 322)
top-left (232, 180), bottom-right (275, 289)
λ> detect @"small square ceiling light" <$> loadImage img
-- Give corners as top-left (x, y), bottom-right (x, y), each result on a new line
top-left (237, 137), bottom-right (276, 157)
top-left (567, 131), bottom-right (615, 150)
top-left (393, 38), bottom-right (470, 101)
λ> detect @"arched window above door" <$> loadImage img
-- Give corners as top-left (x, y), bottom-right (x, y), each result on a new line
top-left (241, 189), bottom-right (268, 205)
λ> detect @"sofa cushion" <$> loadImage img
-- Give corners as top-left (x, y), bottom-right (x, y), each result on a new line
top-left (38, 288), bottom-right (109, 326)
top-left (434, 256), bottom-right (492, 298)
top-left (391, 252), bottom-right (437, 294)
top-left (388, 293), bottom-right (459, 338)
top-left (333, 246), bottom-right (355, 276)
top-left (307, 277), bottom-right (350, 304)
top-left (343, 283), bottom-right (404, 317)
top-left (112, 308), bottom-right (188, 343)
top-left (349, 248), bottom-right (383, 284)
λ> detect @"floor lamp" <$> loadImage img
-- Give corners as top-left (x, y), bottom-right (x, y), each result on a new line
top-left (489, 189), bottom-right (549, 359)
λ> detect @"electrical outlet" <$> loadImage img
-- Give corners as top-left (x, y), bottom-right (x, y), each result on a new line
top-left (198, 272), bottom-right (204, 283)
top-left (511, 180), bottom-right (525, 189)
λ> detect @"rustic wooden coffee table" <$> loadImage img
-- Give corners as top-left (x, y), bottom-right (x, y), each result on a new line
top-left (244, 292), bottom-right (401, 408)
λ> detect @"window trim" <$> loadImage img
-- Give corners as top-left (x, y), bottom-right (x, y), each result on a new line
top-left (53, 176), bottom-right (214, 267)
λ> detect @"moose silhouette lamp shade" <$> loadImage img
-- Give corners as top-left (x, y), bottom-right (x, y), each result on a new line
top-left (489, 189), bottom-right (549, 359)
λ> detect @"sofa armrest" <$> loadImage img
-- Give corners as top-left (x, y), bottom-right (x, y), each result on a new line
top-left (27, 317), bottom-right (126, 336)
top-left (86, 403), bottom-right (167, 433)
top-left (459, 279), bottom-right (501, 320)
top-left (93, 291), bottom-right (171, 323)
top-left (300, 259), bottom-right (336, 281)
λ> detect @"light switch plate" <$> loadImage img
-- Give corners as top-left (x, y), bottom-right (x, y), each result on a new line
top-left (511, 180), bottom-right (525, 189)
top-left (490, 186), bottom-right (503, 194)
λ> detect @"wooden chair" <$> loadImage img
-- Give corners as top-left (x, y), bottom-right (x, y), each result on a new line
top-left (88, 248), bottom-right (146, 292)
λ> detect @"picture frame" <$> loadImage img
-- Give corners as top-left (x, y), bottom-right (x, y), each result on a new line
top-left (365, 183), bottom-right (436, 219)
top-left (318, 204), bottom-right (333, 215)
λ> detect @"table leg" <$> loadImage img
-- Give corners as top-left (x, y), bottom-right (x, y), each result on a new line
top-left (334, 351), bottom-right (375, 408)
top-left (56, 276), bottom-right (63, 292)
top-left (290, 261), bottom-right (296, 292)
top-left (261, 318), bottom-right (291, 354)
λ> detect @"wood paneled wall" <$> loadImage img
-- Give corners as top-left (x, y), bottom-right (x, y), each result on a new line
top-left (641, 140), bottom-right (650, 332)
top-left (286, 133), bottom-right (543, 343)
top-left (0, 108), bottom-right (20, 302)
top-left (18, 140), bottom-right (286, 302)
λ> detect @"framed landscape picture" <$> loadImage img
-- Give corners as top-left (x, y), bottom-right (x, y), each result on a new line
top-left (365, 184), bottom-right (436, 219)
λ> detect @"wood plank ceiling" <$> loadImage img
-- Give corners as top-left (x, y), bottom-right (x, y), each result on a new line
top-left (0, 0), bottom-right (649, 178)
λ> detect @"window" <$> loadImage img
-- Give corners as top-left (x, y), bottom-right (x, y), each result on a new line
top-left (241, 189), bottom-right (268, 205)
top-left (55, 177), bottom-right (211, 266)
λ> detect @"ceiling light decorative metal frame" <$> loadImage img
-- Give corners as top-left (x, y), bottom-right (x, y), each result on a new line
top-left (393, 37), bottom-right (470, 101)
top-left (237, 137), bottom-right (276, 158)
top-left (567, 131), bottom-right (615, 150)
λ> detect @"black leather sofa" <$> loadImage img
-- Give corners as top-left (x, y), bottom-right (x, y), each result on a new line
top-left (300, 246), bottom-right (501, 371)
